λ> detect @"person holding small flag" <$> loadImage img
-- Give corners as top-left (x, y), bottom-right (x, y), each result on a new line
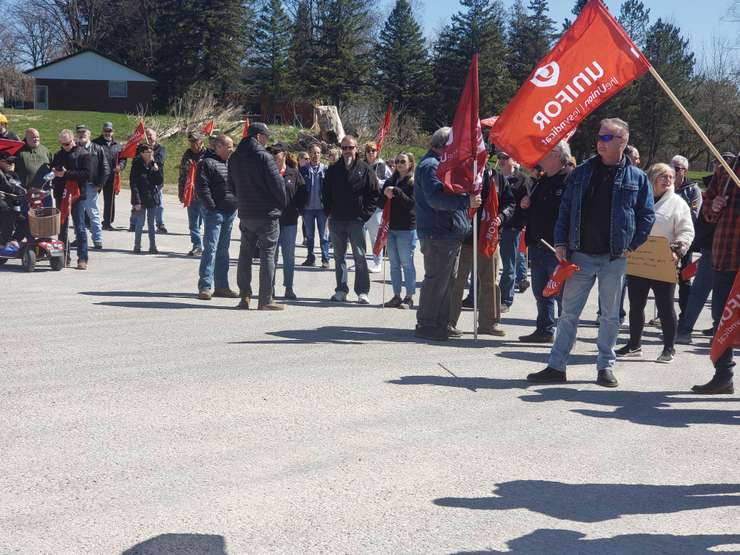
top-left (692, 151), bottom-right (738, 395)
top-left (179, 131), bottom-right (207, 256)
top-left (364, 141), bottom-right (393, 273)
top-left (146, 128), bottom-right (168, 234)
top-left (414, 127), bottom-right (482, 341)
top-left (381, 152), bottom-right (417, 309)
top-left (129, 143), bottom-right (162, 255)
top-left (52, 129), bottom-right (92, 269)
top-left (518, 141), bottom-right (574, 344)
top-left (75, 125), bottom-right (109, 250)
top-left (93, 122), bottom-right (125, 231)
top-left (527, 118), bottom-right (655, 387)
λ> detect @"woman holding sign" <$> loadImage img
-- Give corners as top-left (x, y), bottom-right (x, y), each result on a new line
top-left (616, 163), bottom-right (694, 363)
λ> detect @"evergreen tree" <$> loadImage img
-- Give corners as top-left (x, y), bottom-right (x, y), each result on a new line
top-left (288, 0), bottom-right (320, 100)
top-left (507, 0), bottom-right (556, 86)
top-left (618, 0), bottom-right (650, 49)
top-left (249, 0), bottom-right (292, 97)
top-left (201, 0), bottom-right (249, 95)
top-left (431, 0), bottom-right (514, 128)
top-left (375, 0), bottom-right (432, 117)
top-left (562, 0), bottom-right (587, 31)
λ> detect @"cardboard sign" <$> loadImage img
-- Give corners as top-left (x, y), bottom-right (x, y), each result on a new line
top-left (627, 236), bottom-right (678, 283)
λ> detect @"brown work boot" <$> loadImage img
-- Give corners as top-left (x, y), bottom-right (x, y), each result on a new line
top-left (77, 261), bottom-right (88, 270)
top-left (213, 288), bottom-right (240, 298)
top-left (258, 301), bottom-right (284, 311)
top-left (236, 296), bottom-right (250, 310)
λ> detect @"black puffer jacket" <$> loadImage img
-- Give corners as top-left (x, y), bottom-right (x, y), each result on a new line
top-left (198, 151), bottom-right (237, 212)
top-left (51, 146), bottom-right (91, 201)
top-left (322, 157), bottom-right (379, 222)
top-left (280, 166), bottom-right (307, 226)
top-left (229, 136), bottom-right (286, 219)
top-left (130, 157), bottom-right (163, 208)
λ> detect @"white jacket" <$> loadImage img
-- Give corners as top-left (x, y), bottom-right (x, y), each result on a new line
top-left (650, 188), bottom-right (695, 255)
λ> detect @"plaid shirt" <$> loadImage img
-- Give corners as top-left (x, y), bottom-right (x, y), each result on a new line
top-left (704, 173), bottom-right (740, 271)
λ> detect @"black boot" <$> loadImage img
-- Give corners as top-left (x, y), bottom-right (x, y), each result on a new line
top-left (692, 373), bottom-right (734, 394)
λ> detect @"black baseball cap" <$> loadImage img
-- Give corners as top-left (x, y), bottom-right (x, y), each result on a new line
top-left (269, 142), bottom-right (287, 153)
top-left (247, 122), bottom-right (270, 137)
top-left (102, 122), bottom-right (114, 131)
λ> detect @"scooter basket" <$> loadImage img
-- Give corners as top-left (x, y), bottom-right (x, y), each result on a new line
top-left (28, 207), bottom-right (61, 237)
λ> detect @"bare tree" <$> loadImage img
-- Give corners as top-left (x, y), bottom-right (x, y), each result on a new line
top-left (33, 0), bottom-right (111, 54)
top-left (10, 2), bottom-right (63, 67)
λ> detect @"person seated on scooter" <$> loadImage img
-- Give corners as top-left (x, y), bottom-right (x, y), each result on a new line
top-left (0, 151), bottom-right (26, 248)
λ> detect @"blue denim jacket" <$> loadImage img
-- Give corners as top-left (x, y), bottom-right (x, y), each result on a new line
top-left (554, 155), bottom-right (655, 258)
top-left (414, 150), bottom-right (470, 241)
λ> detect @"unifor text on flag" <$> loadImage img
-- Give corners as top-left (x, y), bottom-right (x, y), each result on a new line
top-left (490, 0), bottom-right (650, 167)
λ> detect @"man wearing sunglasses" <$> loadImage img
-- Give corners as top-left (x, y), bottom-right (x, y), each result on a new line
top-left (527, 118), bottom-right (655, 388)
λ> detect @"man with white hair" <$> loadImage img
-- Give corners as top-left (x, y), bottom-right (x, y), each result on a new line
top-left (527, 118), bottom-right (655, 387)
top-left (517, 141), bottom-right (574, 343)
top-left (414, 127), bottom-right (482, 341)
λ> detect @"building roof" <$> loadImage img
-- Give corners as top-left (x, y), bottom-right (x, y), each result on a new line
top-left (26, 49), bottom-right (156, 83)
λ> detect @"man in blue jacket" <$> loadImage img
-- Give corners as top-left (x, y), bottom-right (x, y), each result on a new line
top-left (415, 127), bottom-right (482, 340)
top-left (527, 118), bottom-right (655, 387)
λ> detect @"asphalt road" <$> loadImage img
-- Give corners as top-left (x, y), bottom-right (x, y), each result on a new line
top-left (1, 194), bottom-right (738, 554)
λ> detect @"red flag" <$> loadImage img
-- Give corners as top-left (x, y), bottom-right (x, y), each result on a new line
top-left (489, 0), bottom-right (650, 167)
top-left (681, 258), bottom-right (700, 281)
top-left (519, 230), bottom-right (528, 253)
top-left (242, 118), bottom-right (251, 139)
top-left (710, 269), bottom-right (740, 364)
top-left (119, 120), bottom-right (146, 160)
top-left (375, 103), bottom-right (393, 154)
top-left (202, 120), bottom-right (215, 136)
top-left (372, 201), bottom-right (391, 257)
top-left (478, 175), bottom-right (500, 256)
top-left (182, 162), bottom-right (197, 208)
top-left (543, 260), bottom-right (580, 297)
top-left (113, 163), bottom-right (122, 195)
top-left (59, 181), bottom-right (80, 226)
top-left (480, 116), bottom-right (499, 128)
top-left (0, 138), bottom-right (24, 156)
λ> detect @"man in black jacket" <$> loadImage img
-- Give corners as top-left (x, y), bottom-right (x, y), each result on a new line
top-left (518, 141), bottom-right (573, 343)
top-left (197, 134), bottom-right (238, 301)
top-left (230, 123), bottom-right (287, 310)
top-left (180, 131), bottom-right (207, 256)
top-left (322, 135), bottom-right (379, 304)
top-left (93, 122), bottom-right (124, 230)
top-left (76, 125), bottom-right (109, 248)
top-left (52, 129), bottom-right (92, 269)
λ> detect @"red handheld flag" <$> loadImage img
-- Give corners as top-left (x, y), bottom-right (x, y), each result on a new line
top-left (202, 120), bottom-right (215, 136)
top-left (375, 103), bottom-right (393, 154)
top-left (478, 175), bottom-right (500, 257)
top-left (113, 161), bottom-right (122, 195)
top-left (242, 118), bottom-right (251, 139)
top-left (59, 181), bottom-right (81, 226)
top-left (710, 269), bottom-right (740, 364)
top-left (0, 138), bottom-right (25, 156)
top-left (480, 116), bottom-right (499, 128)
top-left (372, 201), bottom-right (391, 257)
top-left (119, 120), bottom-right (146, 160)
top-left (437, 54), bottom-right (489, 199)
top-left (519, 230), bottom-right (528, 253)
top-left (681, 258), bottom-right (700, 281)
top-left (489, 0), bottom-right (650, 167)
top-left (182, 162), bottom-right (197, 208)
top-left (543, 260), bottom-right (580, 297)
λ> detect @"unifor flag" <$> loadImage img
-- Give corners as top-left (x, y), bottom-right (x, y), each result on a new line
top-left (182, 162), bottom-right (197, 208)
top-left (543, 260), bottom-right (580, 298)
top-left (375, 103), bottom-right (393, 154)
top-left (59, 181), bottom-right (80, 226)
top-left (202, 120), bottom-right (215, 136)
top-left (372, 201), bottom-right (391, 257)
top-left (681, 257), bottom-right (700, 281)
top-left (478, 175), bottom-right (499, 256)
top-left (0, 138), bottom-right (24, 156)
top-left (119, 120), bottom-right (146, 160)
top-left (437, 54), bottom-right (489, 217)
top-left (489, 0), bottom-right (650, 167)
top-left (710, 269), bottom-right (740, 364)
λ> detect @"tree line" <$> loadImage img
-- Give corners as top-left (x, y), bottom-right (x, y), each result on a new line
top-left (0, 0), bottom-right (737, 167)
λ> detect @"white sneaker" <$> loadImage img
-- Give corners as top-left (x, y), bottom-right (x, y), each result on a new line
top-left (330, 291), bottom-right (347, 302)
top-left (357, 293), bottom-right (370, 305)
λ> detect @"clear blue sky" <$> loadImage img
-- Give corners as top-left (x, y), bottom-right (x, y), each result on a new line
top-left (417, 0), bottom-right (739, 65)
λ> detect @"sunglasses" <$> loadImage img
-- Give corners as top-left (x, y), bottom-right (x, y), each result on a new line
top-left (61, 141), bottom-right (74, 148)
top-left (341, 145), bottom-right (356, 150)
top-left (597, 134), bottom-right (623, 142)
top-left (395, 159), bottom-right (407, 164)
top-left (672, 166), bottom-right (688, 171)
top-left (366, 148), bottom-right (377, 153)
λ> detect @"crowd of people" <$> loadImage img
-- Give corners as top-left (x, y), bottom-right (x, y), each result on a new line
top-left (0, 111), bottom-right (736, 395)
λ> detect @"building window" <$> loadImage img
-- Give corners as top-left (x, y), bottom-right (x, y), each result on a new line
top-left (108, 81), bottom-right (128, 98)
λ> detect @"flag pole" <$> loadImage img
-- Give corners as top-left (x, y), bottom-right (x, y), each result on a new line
top-left (473, 159), bottom-right (478, 341)
top-left (647, 66), bottom-right (739, 188)
top-left (381, 252), bottom-right (386, 309)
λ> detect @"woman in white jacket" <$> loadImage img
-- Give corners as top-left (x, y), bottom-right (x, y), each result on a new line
top-left (616, 163), bottom-right (695, 363)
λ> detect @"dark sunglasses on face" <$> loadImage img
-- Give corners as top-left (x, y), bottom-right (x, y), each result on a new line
top-left (366, 148), bottom-right (377, 153)
top-left (61, 141), bottom-right (73, 148)
top-left (672, 166), bottom-right (688, 171)
top-left (395, 159), bottom-right (407, 164)
top-left (341, 145), bottom-right (356, 150)
top-left (597, 134), bottom-right (622, 142)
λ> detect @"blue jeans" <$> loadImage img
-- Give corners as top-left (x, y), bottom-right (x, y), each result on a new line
top-left (303, 209), bottom-right (329, 262)
top-left (134, 206), bottom-right (156, 250)
top-left (387, 229), bottom-right (417, 297)
top-left (711, 270), bottom-right (735, 379)
top-left (70, 199), bottom-right (88, 261)
top-left (198, 208), bottom-right (235, 290)
top-left (274, 224), bottom-right (298, 288)
top-left (529, 245), bottom-right (561, 335)
top-left (155, 187), bottom-right (165, 227)
top-left (548, 251), bottom-right (627, 373)
top-left (677, 248), bottom-right (714, 335)
top-left (329, 219), bottom-right (369, 295)
top-left (500, 228), bottom-right (522, 306)
top-left (187, 199), bottom-right (204, 249)
top-left (83, 184), bottom-right (103, 243)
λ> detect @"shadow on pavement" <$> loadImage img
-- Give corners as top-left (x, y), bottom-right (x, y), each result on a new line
top-left (453, 529), bottom-right (740, 554)
top-left (495, 350), bottom-right (595, 366)
top-left (122, 533), bottom-right (227, 554)
top-left (435, 481), bottom-right (740, 522)
top-left (387, 375), bottom-right (595, 392)
top-left (518, 387), bottom-right (739, 428)
top-left (81, 290), bottom-right (197, 299)
top-left (95, 300), bottom-right (232, 310)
